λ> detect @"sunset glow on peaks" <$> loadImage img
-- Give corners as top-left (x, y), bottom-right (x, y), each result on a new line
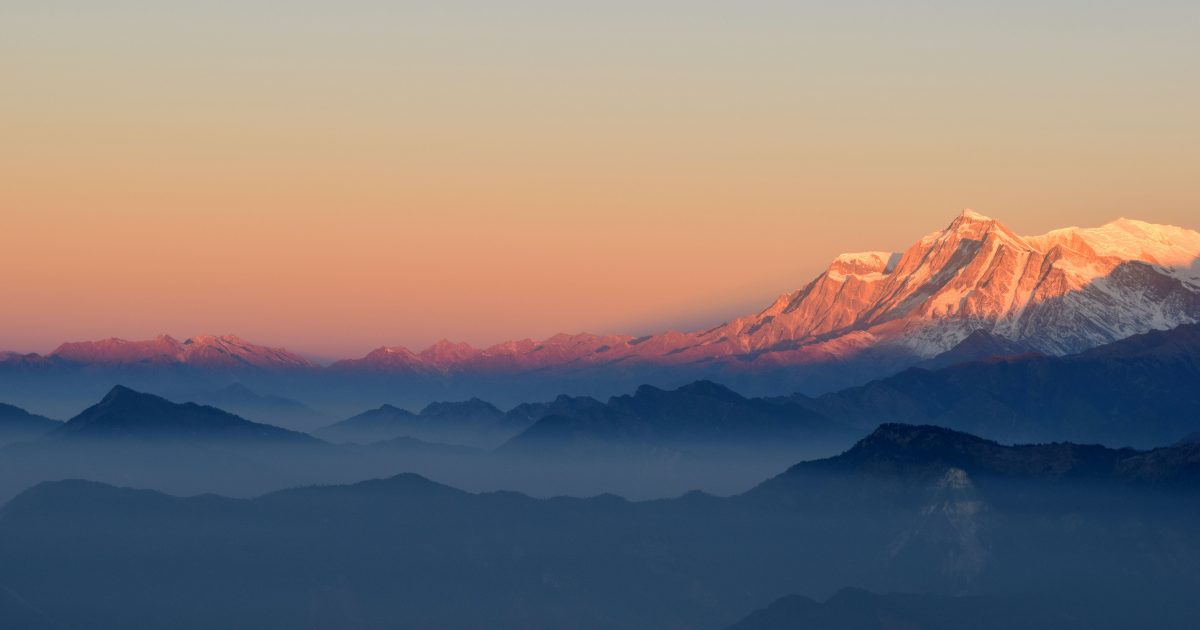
top-left (3, 2), bottom-right (1199, 358)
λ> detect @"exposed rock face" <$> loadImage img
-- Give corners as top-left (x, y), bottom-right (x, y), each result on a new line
top-left (10, 212), bottom-right (1200, 378)
top-left (333, 210), bottom-right (1200, 372)
top-left (887, 467), bottom-right (988, 592)
top-left (700, 210), bottom-right (1200, 360)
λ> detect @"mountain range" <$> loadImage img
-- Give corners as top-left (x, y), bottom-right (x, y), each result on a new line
top-left (321, 211), bottom-right (1200, 373)
top-left (2, 320), bottom-right (1197, 501)
top-left (501, 380), bottom-right (850, 455)
top-left (2, 211), bottom-right (1197, 414)
top-left (2, 423), bottom-right (1197, 630)
top-left (483, 322), bottom-right (1200, 454)
top-left (0, 386), bottom-right (445, 503)
top-left (760, 422), bottom-right (1200, 488)
top-left (166, 383), bottom-right (331, 432)
top-left (314, 397), bottom-right (515, 447)
top-left (47, 334), bottom-right (311, 369)
top-left (51, 385), bottom-right (316, 443)
top-left (0, 382), bottom-right (852, 502)
top-left (792, 322), bottom-right (1200, 447)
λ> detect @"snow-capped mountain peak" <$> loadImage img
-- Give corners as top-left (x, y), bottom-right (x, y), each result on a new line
top-left (49, 334), bottom-right (312, 369)
top-left (687, 211), bottom-right (1200, 360)
top-left (13, 211), bottom-right (1200, 383)
top-left (827, 251), bottom-right (898, 281)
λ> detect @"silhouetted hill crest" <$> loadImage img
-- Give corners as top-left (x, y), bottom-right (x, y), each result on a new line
top-left (51, 386), bottom-right (318, 443)
top-left (766, 423), bottom-right (1197, 487)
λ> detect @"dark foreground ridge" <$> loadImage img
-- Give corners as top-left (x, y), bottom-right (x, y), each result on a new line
top-left (793, 323), bottom-right (1200, 447)
top-left (769, 423), bottom-right (1200, 486)
top-left (50, 385), bottom-right (318, 443)
top-left (2, 424), bottom-right (1199, 630)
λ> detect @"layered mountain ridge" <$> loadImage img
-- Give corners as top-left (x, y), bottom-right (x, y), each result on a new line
top-left (4, 424), bottom-right (1200, 630)
top-left (51, 385), bottom-right (316, 443)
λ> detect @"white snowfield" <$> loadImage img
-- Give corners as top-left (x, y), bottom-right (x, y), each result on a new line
top-left (701, 210), bottom-right (1200, 360)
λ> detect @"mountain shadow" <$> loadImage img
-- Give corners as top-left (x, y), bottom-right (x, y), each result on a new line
top-left (315, 397), bottom-right (514, 448)
top-left (502, 380), bottom-right (852, 456)
top-left (50, 385), bottom-right (317, 443)
top-left (0, 404), bottom-right (59, 447)
top-left (168, 383), bottom-right (331, 432)
top-left (2, 424), bottom-right (1198, 630)
top-left (792, 323), bottom-right (1200, 447)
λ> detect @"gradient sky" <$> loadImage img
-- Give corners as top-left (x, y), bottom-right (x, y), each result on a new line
top-left (3, 1), bottom-right (1198, 358)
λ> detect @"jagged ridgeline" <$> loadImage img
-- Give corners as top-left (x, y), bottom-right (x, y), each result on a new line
top-left (0, 212), bottom-right (1198, 629)
top-left (2, 212), bottom-right (1198, 415)
top-left (2, 323), bottom-right (1199, 503)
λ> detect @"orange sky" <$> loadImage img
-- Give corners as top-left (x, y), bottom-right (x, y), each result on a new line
top-left (2, 2), bottom-right (1198, 357)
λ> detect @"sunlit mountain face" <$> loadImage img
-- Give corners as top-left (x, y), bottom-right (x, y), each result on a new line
top-left (3, 211), bottom-right (1197, 417)
top-left (2, 218), bottom-right (1197, 630)
top-left (18, 211), bottom-right (1200, 369)
top-left (5, 2), bottom-right (1200, 626)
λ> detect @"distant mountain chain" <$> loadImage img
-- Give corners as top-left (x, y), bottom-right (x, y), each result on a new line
top-left (45, 334), bottom-right (312, 369)
top-left (5, 212), bottom-right (1198, 375)
top-left (3, 211), bottom-right (1198, 630)
top-left (3, 322), bottom-right (1197, 504)
top-left (314, 397), bottom-right (513, 448)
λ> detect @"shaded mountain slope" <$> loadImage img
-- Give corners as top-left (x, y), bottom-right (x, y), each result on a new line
top-left (757, 423), bottom-right (1200, 490)
top-left (0, 386), bottom-right (492, 504)
top-left (502, 380), bottom-right (850, 455)
top-left (916, 329), bottom-right (1037, 369)
top-left (170, 383), bottom-right (330, 432)
top-left (0, 404), bottom-right (59, 447)
top-left (315, 397), bottom-right (514, 447)
top-left (3, 425), bottom-right (1199, 630)
top-left (52, 386), bottom-right (317, 443)
top-left (794, 323), bottom-right (1200, 447)
top-left (0, 385), bottom-right (829, 504)
top-left (314, 403), bottom-right (418, 443)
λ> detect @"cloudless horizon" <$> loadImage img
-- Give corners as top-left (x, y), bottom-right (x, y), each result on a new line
top-left (3, 1), bottom-right (1198, 357)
